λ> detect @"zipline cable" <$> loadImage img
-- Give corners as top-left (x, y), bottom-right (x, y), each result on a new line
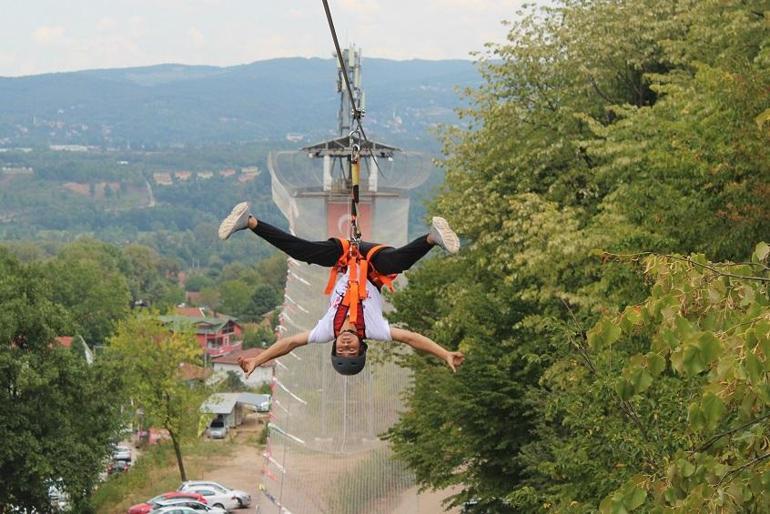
top-left (320, 0), bottom-right (385, 242)
top-left (320, 0), bottom-right (362, 122)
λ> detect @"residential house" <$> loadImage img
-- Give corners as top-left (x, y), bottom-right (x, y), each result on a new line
top-left (211, 347), bottom-right (275, 386)
top-left (159, 307), bottom-right (243, 358)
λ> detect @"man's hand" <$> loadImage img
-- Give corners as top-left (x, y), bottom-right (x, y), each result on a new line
top-left (445, 351), bottom-right (465, 372)
top-left (391, 327), bottom-right (466, 373)
top-left (238, 356), bottom-right (258, 378)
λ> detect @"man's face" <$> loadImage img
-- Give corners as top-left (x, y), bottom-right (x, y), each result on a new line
top-left (335, 330), bottom-right (361, 357)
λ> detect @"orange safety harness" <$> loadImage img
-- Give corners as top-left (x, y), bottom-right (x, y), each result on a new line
top-left (324, 239), bottom-right (396, 339)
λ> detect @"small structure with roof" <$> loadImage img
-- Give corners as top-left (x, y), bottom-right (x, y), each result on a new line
top-left (200, 392), bottom-right (272, 428)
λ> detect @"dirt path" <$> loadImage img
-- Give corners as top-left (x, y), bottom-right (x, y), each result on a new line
top-left (196, 414), bottom-right (265, 508)
top-left (199, 413), bottom-right (461, 513)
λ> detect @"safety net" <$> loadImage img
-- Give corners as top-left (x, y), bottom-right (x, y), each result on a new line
top-left (257, 150), bottom-right (432, 514)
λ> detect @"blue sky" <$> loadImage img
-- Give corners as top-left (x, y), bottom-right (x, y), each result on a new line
top-left (0, 0), bottom-right (537, 77)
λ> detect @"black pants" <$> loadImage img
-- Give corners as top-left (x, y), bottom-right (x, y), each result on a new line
top-left (252, 221), bottom-right (433, 275)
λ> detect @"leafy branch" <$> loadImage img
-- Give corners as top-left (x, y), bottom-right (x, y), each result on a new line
top-left (717, 452), bottom-right (770, 487)
top-left (696, 412), bottom-right (770, 452)
top-left (601, 251), bottom-right (770, 283)
top-left (560, 299), bottom-right (648, 442)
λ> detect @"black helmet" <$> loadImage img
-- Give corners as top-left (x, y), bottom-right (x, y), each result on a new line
top-left (330, 341), bottom-right (368, 376)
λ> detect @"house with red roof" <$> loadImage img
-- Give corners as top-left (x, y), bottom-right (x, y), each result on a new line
top-left (159, 307), bottom-right (243, 358)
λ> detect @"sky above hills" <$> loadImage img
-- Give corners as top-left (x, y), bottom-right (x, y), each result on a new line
top-left (0, 0), bottom-right (543, 77)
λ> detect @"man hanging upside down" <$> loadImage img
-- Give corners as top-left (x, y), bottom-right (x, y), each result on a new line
top-left (217, 201), bottom-right (465, 377)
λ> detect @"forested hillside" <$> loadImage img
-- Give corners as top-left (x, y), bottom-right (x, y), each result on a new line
top-left (0, 58), bottom-right (479, 147)
top-left (386, 1), bottom-right (770, 512)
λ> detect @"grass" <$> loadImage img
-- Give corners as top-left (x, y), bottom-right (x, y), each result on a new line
top-left (91, 439), bottom-right (238, 514)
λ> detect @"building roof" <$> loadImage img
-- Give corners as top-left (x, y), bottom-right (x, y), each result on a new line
top-left (178, 363), bottom-right (213, 381)
top-left (159, 314), bottom-right (239, 335)
top-left (201, 393), bottom-right (239, 414)
top-left (200, 392), bottom-right (271, 415)
top-left (175, 306), bottom-right (207, 318)
top-left (237, 393), bottom-right (271, 407)
top-left (211, 347), bottom-right (275, 367)
top-left (54, 336), bottom-right (73, 348)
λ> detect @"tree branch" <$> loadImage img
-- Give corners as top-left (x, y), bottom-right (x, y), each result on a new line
top-left (588, 75), bottom-right (617, 104)
top-left (696, 412), bottom-right (770, 452)
top-left (560, 299), bottom-right (648, 440)
top-left (602, 252), bottom-right (770, 283)
top-left (718, 452), bottom-right (770, 486)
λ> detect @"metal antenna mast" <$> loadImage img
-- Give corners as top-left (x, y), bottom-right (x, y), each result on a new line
top-left (303, 45), bottom-right (398, 196)
top-left (336, 46), bottom-right (364, 136)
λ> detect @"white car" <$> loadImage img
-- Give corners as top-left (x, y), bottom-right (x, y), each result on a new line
top-left (179, 481), bottom-right (250, 509)
top-left (112, 444), bottom-right (132, 462)
top-left (177, 485), bottom-right (239, 511)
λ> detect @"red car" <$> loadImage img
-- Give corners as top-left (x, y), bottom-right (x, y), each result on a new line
top-left (127, 492), bottom-right (208, 514)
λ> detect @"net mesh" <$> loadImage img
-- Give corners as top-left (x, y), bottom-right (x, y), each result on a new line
top-left (258, 150), bottom-right (430, 514)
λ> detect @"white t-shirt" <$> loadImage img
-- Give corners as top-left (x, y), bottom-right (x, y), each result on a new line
top-left (307, 270), bottom-right (391, 344)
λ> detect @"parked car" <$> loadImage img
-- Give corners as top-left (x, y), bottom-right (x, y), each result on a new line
top-left (127, 492), bottom-right (207, 514)
top-left (112, 444), bottom-right (132, 462)
top-left (48, 483), bottom-right (70, 511)
top-left (255, 396), bottom-right (271, 413)
top-left (178, 485), bottom-right (239, 511)
top-left (108, 459), bottom-right (130, 475)
top-left (179, 481), bottom-right (251, 509)
top-left (206, 419), bottom-right (227, 440)
top-left (150, 504), bottom-right (226, 514)
top-left (150, 499), bottom-right (226, 513)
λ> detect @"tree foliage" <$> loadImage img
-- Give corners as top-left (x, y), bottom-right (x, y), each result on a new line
top-left (386, 0), bottom-right (770, 511)
top-left (0, 249), bottom-right (125, 512)
top-left (107, 314), bottom-right (208, 482)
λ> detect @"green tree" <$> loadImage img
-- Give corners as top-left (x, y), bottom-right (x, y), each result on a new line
top-left (0, 248), bottom-right (126, 512)
top-left (108, 314), bottom-right (207, 481)
top-left (531, 244), bottom-right (770, 512)
top-left (121, 243), bottom-right (184, 309)
top-left (386, 0), bottom-right (770, 511)
top-left (220, 279), bottom-right (253, 318)
top-left (242, 323), bottom-right (277, 350)
top-left (42, 239), bottom-right (131, 345)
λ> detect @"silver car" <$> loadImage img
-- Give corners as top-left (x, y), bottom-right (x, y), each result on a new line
top-left (150, 499), bottom-right (227, 514)
top-left (179, 481), bottom-right (250, 509)
top-left (206, 419), bottom-right (227, 440)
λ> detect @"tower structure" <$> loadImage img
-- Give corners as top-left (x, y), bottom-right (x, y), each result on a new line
top-left (260, 46), bottom-right (432, 514)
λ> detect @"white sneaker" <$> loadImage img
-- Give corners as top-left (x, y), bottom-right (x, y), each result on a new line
top-left (218, 202), bottom-right (251, 240)
top-left (429, 216), bottom-right (460, 254)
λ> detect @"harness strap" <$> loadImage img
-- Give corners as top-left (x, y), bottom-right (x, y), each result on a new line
top-left (324, 238), bottom-right (351, 295)
top-left (324, 239), bottom-right (398, 328)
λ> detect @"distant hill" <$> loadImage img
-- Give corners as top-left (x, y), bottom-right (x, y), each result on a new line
top-left (0, 58), bottom-right (480, 147)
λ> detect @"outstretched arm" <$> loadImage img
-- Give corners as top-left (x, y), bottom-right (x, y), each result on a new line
top-left (239, 331), bottom-right (310, 377)
top-left (390, 327), bottom-right (465, 372)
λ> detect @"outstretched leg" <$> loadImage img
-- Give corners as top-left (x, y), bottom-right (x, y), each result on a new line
top-left (362, 217), bottom-right (459, 275)
top-left (360, 236), bottom-right (432, 275)
top-left (252, 219), bottom-right (341, 267)
top-left (218, 202), bottom-right (342, 267)
top-left (220, 204), bottom-right (458, 272)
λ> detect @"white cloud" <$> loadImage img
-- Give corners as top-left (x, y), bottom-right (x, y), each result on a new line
top-left (32, 26), bottom-right (65, 44)
top-left (0, 0), bottom-right (548, 76)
